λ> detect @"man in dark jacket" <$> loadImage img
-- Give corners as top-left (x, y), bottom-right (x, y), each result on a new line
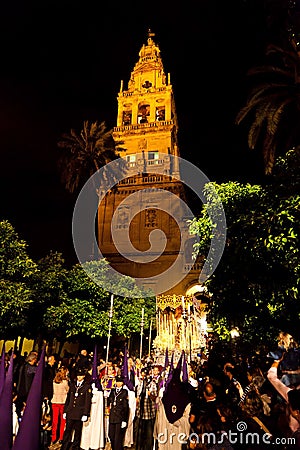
top-left (108, 376), bottom-right (129, 450)
top-left (222, 362), bottom-right (244, 418)
top-left (135, 368), bottom-right (157, 450)
top-left (60, 367), bottom-right (92, 450)
top-left (15, 351), bottom-right (38, 418)
top-left (43, 354), bottom-right (57, 401)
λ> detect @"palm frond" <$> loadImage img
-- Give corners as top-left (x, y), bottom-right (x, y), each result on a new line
top-left (57, 120), bottom-right (119, 193)
top-left (248, 115), bottom-right (266, 150)
top-left (262, 132), bottom-right (276, 175)
top-left (236, 42), bottom-right (300, 174)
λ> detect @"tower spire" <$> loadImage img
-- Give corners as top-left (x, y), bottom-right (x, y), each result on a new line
top-left (147, 28), bottom-right (155, 45)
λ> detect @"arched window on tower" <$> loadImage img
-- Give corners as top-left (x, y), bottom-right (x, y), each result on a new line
top-left (138, 104), bottom-right (150, 123)
top-left (122, 110), bottom-right (132, 125)
top-left (156, 106), bottom-right (165, 121)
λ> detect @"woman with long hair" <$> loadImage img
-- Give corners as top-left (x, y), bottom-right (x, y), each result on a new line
top-left (50, 366), bottom-right (69, 447)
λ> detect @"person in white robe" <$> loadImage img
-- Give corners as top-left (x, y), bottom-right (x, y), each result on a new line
top-left (154, 352), bottom-right (192, 450)
top-left (154, 396), bottom-right (191, 450)
top-left (123, 384), bottom-right (136, 448)
top-left (81, 382), bottom-right (105, 450)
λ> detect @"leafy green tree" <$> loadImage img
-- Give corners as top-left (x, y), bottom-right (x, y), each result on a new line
top-left (0, 221), bottom-right (155, 346)
top-left (0, 220), bottom-right (38, 339)
top-left (28, 251), bottom-right (69, 347)
top-left (43, 260), bottom-right (155, 341)
top-left (189, 149), bottom-right (300, 347)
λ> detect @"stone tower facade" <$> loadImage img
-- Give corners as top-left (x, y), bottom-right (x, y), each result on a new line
top-left (97, 31), bottom-right (202, 297)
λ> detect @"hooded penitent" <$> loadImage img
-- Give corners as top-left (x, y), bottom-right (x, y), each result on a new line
top-left (121, 344), bottom-right (134, 391)
top-left (12, 346), bottom-right (46, 450)
top-left (162, 351), bottom-right (190, 424)
top-left (0, 344), bottom-right (6, 398)
top-left (0, 352), bottom-right (14, 450)
top-left (92, 344), bottom-right (102, 390)
top-left (182, 350), bottom-right (188, 383)
top-left (164, 347), bottom-right (169, 371)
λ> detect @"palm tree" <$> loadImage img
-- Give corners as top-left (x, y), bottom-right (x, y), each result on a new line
top-left (57, 120), bottom-right (120, 193)
top-left (235, 42), bottom-right (300, 175)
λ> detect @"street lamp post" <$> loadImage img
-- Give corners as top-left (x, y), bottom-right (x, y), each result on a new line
top-left (104, 294), bottom-right (114, 443)
top-left (139, 307), bottom-right (145, 360)
top-left (105, 294), bottom-right (114, 367)
top-left (148, 318), bottom-right (153, 357)
top-left (181, 296), bottom-right (187, 353)
top-left (187, 303), bottom-right (192, 363)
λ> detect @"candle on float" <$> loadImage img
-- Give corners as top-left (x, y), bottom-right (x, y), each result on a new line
top-left (181, 296), bottom-right (185, 310)
top-left (158, 310), bottom-right (160, 336)
top-left (110, 294), bottom-right (114, 311)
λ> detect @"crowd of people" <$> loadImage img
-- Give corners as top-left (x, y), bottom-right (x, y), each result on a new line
top-left (1, 330), bottom-right (300, 450)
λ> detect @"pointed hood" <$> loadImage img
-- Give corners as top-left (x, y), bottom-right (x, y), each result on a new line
top-left (170, 351), bottom-right (174, 372)
top-left (162, 352), bottom-right (190, 424)
top-left (182, 351), bottom-right (188, 383)
top-left (121, 344), bottom-right (134, 391)
top-left (163, 348), bottom-right (169, 371)
top-left (0, 352), bottom-right (14, 450)
top-left (13, 346), bottom-right (46, 450)
top-left (176, 351), bottom-right (183, 372)
top-left (0, 344), bottom-right (6, 398)
top-left (92, 344), bottom-right (102, 390)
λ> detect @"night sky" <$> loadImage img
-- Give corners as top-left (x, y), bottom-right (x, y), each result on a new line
top-left (0, 0), bottom-right (268, 266)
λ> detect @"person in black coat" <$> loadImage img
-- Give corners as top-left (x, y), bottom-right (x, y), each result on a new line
top-left (60, 367), bottom-right (92, 450)
top-left (222, 362), bottom-right (244, 418)
top-left (15, 351), bottom-right (38, 418)
top-left (43, 354), bottom-right (58, 401)
top-left (108, 376), bottom-right (129, 450)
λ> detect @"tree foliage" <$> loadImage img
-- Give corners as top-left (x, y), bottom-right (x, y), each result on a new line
top-left (235, 42), bottom-right (300, 175)
top-left (0, 222), bottom-right (155, 345)
top-left (0, 221), bottom-right (38, 338)
top-left (189, 149), bottom-right (300, 346)
top-left (43, 260), bottom-right (156, 341)
top-left (235, 0), bottom-right (300, 175)
top-left (29, 251), bottom-right (69, 341)
top-left (57, 120), bottom-right (121, 193)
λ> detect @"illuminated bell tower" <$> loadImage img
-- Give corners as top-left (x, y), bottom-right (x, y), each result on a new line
top-left (114, 29), bottom-right (180, 165)
top-left (97, 30), bottom-right (202, 297)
